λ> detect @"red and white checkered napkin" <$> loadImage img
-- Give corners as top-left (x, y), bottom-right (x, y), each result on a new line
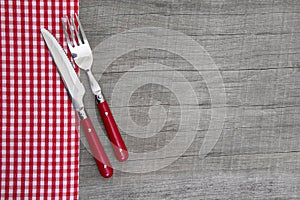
top-left (0, 1), bottom-right (80, 199)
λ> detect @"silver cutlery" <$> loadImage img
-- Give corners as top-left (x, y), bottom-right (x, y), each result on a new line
top-left (62, 14), bottom-right (128, 162)
top-left (41, 28), bottom-right (113, 178)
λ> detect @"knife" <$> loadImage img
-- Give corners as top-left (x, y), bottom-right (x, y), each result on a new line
top-left (41, 28), bottom-right (113, 178)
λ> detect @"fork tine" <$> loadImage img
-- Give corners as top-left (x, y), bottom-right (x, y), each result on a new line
top-left (62, 17), bottom-right (73, 49)
top-left (75, 13), bottom-right (88, 43)
top-left (71, 16), bottom-right (82, 45)
top-left (65, 17), bottom-right (77, 46)
top-left (66, 16), bottom-right (78, 46)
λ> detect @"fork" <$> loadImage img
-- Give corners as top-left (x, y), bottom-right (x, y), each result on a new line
top-left (62, 14), bottom-right (128, 162)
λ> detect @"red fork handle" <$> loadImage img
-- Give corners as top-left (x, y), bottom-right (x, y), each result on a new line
top-left (97, 100), bottom-right (128, 162)
top-left (81, 116), bottom-right (113, 178)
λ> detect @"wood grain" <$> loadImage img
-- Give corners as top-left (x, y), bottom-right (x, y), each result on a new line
top-left (78, 0), bottom-right (300, 199)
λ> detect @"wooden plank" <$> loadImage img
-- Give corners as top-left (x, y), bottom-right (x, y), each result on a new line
top-left (78, 0), bottom-right (300, 199)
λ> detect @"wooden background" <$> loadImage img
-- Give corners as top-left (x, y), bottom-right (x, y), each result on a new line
top-left (78, 0), bottom-right (300, 199)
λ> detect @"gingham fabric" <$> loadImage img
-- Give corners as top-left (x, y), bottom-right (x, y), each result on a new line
top-left (0, 0), bottom-right (79, 199)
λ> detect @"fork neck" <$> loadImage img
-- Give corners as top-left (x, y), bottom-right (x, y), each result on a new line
top-left (86, 70), bottom-right (105, 103)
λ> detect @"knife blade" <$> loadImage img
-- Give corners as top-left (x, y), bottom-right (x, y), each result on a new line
top-left (41, 28), bottom-right (85, 111)
top-left (41, 28), bottom-right (113, 178)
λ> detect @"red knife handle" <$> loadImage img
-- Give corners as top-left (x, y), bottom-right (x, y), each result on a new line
top-left (81, 116), bottom-right (113, 178)
top-left (97, 100), bottom-right (128, 162)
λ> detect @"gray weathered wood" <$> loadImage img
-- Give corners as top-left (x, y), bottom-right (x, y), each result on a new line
top-left (78, 0), bottom-right (300, 199)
